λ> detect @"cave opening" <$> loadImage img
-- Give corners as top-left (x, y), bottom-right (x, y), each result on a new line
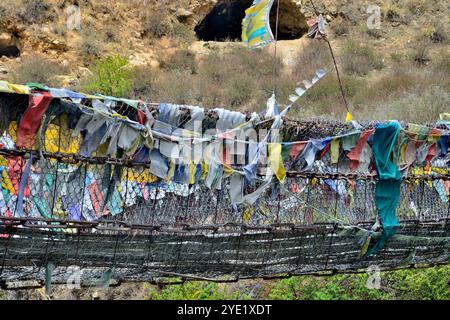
top-left (0, 45), bottom-right (21, 58)
top-left (194, 0), bottom-right (309, 42)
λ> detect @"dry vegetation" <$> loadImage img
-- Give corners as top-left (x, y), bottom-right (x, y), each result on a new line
top-left (0, 0), bottom-right (448, 122)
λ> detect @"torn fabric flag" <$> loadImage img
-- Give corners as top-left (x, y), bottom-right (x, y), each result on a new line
top-left (367, 121), bottom-right (402, 256)
top-left (307, 14), bottom-right (326, 39)
top-left (268, 143), bottom-right (286, 183)
top-left (16, 92), bottom-right (53, 149)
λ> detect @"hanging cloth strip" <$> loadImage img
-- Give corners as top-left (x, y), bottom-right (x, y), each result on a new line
top-left (367, 121), bottom-right (402, 255)
top-left (347, 130), bottom-right (374, 172)
top-left (16, 153), bottom-right (33, 217)
top-left (268, 143), bottom-right (286, 183)
top-left (16, 92), bottom-right (53, 149)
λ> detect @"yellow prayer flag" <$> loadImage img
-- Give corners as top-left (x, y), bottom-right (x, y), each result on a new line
top-left (345, 111), bottom-right (353, 122)
top-left (268, 143), bottom-right (286, 183)
top-left (331, 138), bottom-right (340, 164)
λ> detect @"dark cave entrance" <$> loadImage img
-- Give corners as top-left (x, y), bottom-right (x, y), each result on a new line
top-left (0, 45), bottom-right (20, 58)
top-left (194, 0), bottom-right (308, 42)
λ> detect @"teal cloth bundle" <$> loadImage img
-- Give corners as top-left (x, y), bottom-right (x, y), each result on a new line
top-left (368, 121), bottom-right (402, 255)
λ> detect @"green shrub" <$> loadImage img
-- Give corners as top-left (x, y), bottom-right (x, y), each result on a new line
top-left (13, 55), bottom-right (69, 86)
top-left (269, 274), bottom-right (387, 300)
top-left (83, 55), bottom-right (133, 97)
top-left (384, 266), bottom-right (450, 300)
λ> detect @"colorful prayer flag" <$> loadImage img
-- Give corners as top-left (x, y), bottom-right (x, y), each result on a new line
top-left (242, 0), bottom-right (275, 49)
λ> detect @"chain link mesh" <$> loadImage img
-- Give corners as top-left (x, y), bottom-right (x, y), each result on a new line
top-left (0, 93), bottom-right (449, 286)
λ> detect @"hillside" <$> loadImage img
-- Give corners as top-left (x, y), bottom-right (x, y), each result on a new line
top-left (0, 0), bottom-right (449, 122)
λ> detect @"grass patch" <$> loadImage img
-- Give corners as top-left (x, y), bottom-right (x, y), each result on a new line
top-left (145, 266), bottom-right (450, 300)
top-left (410, 39), bottom-right (431, 66)
top-left (158, 49), bottom-right (197, 74)
top-left (269, 265), bottom-right (450, 300)
top-left (359, 86), bottom-right (449, 122)
top-left (341, 40), bottom-right (384, 76)
top-left (332, 19), bottom-right (350, 37)
top-left (383, 3), bottom-right (403, 23)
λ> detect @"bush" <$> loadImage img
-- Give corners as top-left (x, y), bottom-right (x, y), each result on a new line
top-left (411, 40), bottom-right (430, 65)
top-left (105, 30), bottom-right (117, 43)
top-left (427, 24), bottom-right (447, 44)
top-left (83, 55), bottom-right (133, 97)
top-left (13, 55), bottom-right (69, 86)
top-left (383, 3), bottom-right (402, 23)
top-left (366, 27), bottom-right (383, 39)
top-left (130, 65), bottom-right (159, 100)
top-left (341, 40), bottom-right (384, 75)
top-left (332, 20), bottom-right (349, 37)
top-left (171, 20), bottom-right (196, 44)
top-left (433, 49), bottom-right (450, 76)
top-left (225, 76), bottom-right (255, 108)
top-left (158, 49), bottom-right (197, 74)
top-left (141, 7), bottom-right (172, 39)
top-left (20, 0), bottom-right (55, 24)
top-left (289, 75), bottom-right (363, 118)
top-left (78, 33), bottom-right (101, 59)
top-left (151, 70), bottom-right (200, 105)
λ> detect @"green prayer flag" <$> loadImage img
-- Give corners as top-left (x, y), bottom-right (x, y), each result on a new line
top-left (368, 122), bottom-right (402, 256)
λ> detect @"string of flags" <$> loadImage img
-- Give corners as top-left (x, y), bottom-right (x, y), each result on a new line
top-left (0, 79), bottom-right (449, 256)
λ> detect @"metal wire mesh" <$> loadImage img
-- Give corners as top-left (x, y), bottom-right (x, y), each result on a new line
top-left (0, 92), bottom-right (449, 286)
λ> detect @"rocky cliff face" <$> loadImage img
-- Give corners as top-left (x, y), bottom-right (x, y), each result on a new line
top-left (0, 0), bottom-right (309, 66)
